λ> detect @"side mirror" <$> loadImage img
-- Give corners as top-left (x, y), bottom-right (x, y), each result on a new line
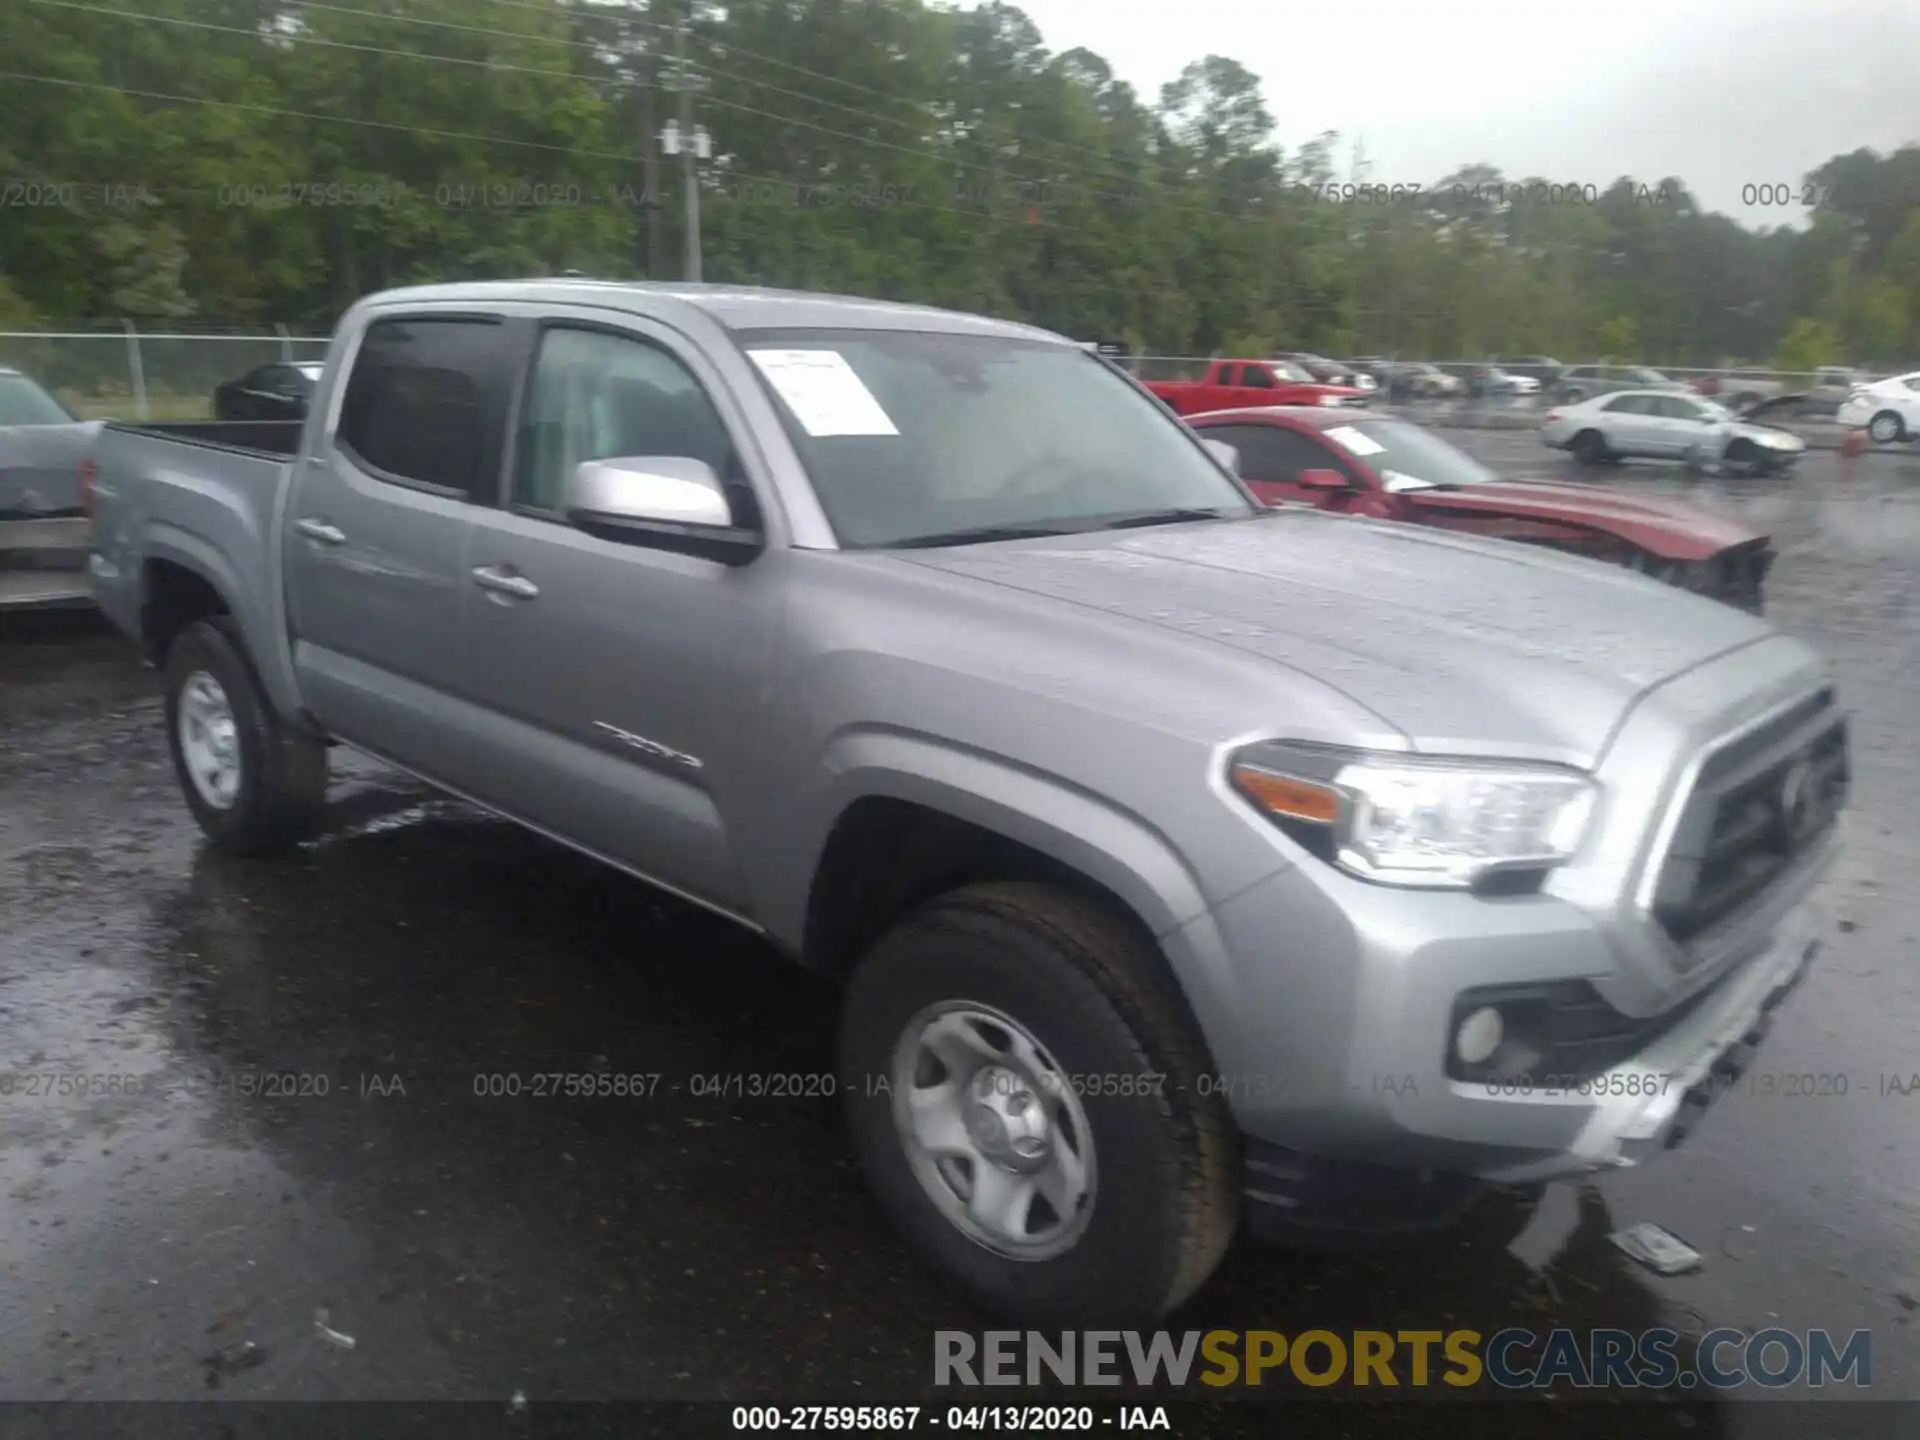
top-left (1200, 438), bottom-right (1240, 475)
top-left (1296, 468), bottom-right (1348, 490)
top-left (565, 456), bottom-right (762, 565)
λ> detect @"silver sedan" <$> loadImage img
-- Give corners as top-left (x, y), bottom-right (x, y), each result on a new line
top-left (1540, 389), bottom-right (1806, 474)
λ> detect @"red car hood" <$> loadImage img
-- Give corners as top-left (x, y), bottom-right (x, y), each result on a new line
top-left (1399, 477), bottom-right (1764, 560)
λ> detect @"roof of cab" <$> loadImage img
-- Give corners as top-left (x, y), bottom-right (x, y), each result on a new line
top-left (353, 279), bottom-right (1069, 345)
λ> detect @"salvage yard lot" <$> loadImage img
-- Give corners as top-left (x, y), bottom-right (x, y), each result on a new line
top-left (2, 442), bottom-right (1917, 1430)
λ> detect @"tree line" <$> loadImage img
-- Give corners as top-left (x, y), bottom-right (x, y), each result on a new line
top-left (2, 0), bottom-right (1917, 368)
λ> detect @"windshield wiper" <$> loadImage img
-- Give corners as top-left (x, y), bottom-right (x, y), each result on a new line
top-left (889, 522), bottom-right (1081, 549)
top-left (1093, 506), bottom-right (1239, 530)
top-left (890, 507), bottom-right (1238, 550)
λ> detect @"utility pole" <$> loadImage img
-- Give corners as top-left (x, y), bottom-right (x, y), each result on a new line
top-left (639, 57), bottom-right (662, 277)
top-left (660, 7), bottom-right (710, 282)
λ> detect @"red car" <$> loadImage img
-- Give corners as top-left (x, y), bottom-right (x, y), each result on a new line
top-left (1188, 405), bottom-right (1774, 612)
top-left (1145, 358), bottom-right (1366, 415)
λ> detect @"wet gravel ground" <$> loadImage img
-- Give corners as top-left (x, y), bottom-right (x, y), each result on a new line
top-left (2, 441), bottom-right (1918, 1435)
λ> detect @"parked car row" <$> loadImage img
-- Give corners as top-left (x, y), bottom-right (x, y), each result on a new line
top-left (1143, 358), bottom-right (1368, 414)
top-left (80, 277), bottom-right (1844, 1325)
top-left (1186, 403), bottom-right (1774, 612)
top-left (1541, 389), bottom-right (1807, 479)
top-left (1836, 371), bottom-right (1920, 443)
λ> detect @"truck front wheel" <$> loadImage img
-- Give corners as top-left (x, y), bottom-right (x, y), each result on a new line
top-left (163, 618), bottom-right (328, 855)
top-left (839, 881), bottom-right (1238, 1325)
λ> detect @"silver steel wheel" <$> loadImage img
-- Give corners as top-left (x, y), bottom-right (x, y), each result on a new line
top-left (891, 1001), bottom-right (1098, 1261)
top-left (177, 670), bottom-right (242, 811)
top-left (1868, 411), bottom-right (1903, 444)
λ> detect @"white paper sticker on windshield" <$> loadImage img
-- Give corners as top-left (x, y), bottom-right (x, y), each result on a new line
top-left (748, 349), bottom-right (899, 437)
top-left (1324, 424), bottom-right (1384, 456)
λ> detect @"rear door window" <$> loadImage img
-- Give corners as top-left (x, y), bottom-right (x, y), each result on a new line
top-left (336, 317), bottom-right (508, 498)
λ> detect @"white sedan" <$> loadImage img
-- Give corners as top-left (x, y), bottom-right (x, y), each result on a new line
top-left (1540, 389), bottom-right (1806, 474)
top-left (1835, 372), bottom-right (1920, 444)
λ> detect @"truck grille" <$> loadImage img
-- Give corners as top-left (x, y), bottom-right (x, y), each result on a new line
top-left (1649, 688), bottom-right (1848, 950)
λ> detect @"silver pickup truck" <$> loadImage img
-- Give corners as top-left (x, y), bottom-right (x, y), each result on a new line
top-left (88, 280), bottom-right (1849, 1324)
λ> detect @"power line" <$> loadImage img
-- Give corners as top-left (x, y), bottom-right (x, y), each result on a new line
top-left (55, 0), bottom-right (1361, 233)
top-left (0, 71), bottom-right (1066, 239)
top-left (282, 0), bottom-right (616, 60)
top-left (43, 0), bottom-right (1154, 215)
top-left (463, 0), bottom-right (1172, 179)
top-left (28, 0), bottom-right (627, 90)
top-left (1, 69), bottom-right (1364, 305)
top-left (1, 70), bottom-right (648, 162)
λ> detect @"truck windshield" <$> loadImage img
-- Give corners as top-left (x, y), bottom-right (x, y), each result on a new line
top-left (1322, 419), bottom-right (1500, 489)
top-left (741, 330), bottom-right (1255, 548)
top-left (0, 374), bottom-right (78, 426)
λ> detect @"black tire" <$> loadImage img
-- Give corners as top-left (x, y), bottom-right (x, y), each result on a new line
top-left (162, 617), bottom-right (329, 856)
top-left (839, 881), bottom-right (1239, 1326)
top-left (1868, 410), bottom-right (1906, 444)
top-left (1723, 438), bottom-right (1771, 476)
top-left (1571, 429), bottom-right (1610, 465)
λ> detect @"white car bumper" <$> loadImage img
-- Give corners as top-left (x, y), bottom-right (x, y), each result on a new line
top-left (1835, 398), bottom-right (1878, 428)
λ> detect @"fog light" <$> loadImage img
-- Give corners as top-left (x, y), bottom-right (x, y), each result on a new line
top-left (1455, 1007), bottom-right (1504, 1065)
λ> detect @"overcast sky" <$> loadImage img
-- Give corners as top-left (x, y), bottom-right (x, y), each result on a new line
top-left (1011, 0), bottom-right (1920, 230)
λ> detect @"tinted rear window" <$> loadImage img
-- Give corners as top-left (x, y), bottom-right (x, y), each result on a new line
top-left (337, 319), bottom-right (502, 495)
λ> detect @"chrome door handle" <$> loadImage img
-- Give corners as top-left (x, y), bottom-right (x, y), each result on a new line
top-left (472, 565), bottom-right (539, 599)
top-left (294, 518), bottom-right (346, 545)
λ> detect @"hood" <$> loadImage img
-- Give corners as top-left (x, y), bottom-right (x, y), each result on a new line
top-left (894, 512), bottom-right (1769, 764)
top-left (0, 420), bottom-right (103, 515)
top-left (1397, 477), bottom-right (1765, 560)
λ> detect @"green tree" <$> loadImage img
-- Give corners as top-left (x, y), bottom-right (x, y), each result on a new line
top-left (1594, 314), bottom-right (1638, 361)
top-left (1771, 317), bottom-right (1840, 373)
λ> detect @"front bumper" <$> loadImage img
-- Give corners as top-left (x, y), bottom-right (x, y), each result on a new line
top-left (1162, 643), bottom-right (1842, 1230)
top-left (1238, 913), bottom-right (1819, 1242)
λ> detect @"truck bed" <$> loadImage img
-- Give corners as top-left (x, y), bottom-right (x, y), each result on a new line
top-left (86, 419), bottom-right (301, 651)
top-left (107, 418), bottom-right (306, 459)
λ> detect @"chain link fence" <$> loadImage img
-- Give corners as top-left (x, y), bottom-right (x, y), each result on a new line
top-left (0, 326), bottom-right (332, 421)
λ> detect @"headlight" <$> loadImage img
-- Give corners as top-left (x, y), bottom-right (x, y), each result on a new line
top-left (1317, 393), bottom-right (1345, 407)
top-left (1227, 740), bottom-right (1597, 889)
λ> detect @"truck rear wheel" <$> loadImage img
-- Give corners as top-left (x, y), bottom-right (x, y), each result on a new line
top-left (163, 618), bottom-right (328, 855)
top-left (839, 881), bottom-right (1238, 1325)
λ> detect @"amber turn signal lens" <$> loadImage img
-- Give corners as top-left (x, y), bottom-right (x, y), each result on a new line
top-left (1230, 765), bottom-right (1341, 825)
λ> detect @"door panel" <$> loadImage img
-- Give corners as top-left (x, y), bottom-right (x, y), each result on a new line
top-left (455, 319), bottom-right (776, 909)
top-left (1654, 396), bottom-right (1713, 456)
top-left (285, 314), bottom-right (511, 780)
top-left (1602, 396), bottom-right (1658, 453)
top-left (455, 510), bottom-right (775, 909)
